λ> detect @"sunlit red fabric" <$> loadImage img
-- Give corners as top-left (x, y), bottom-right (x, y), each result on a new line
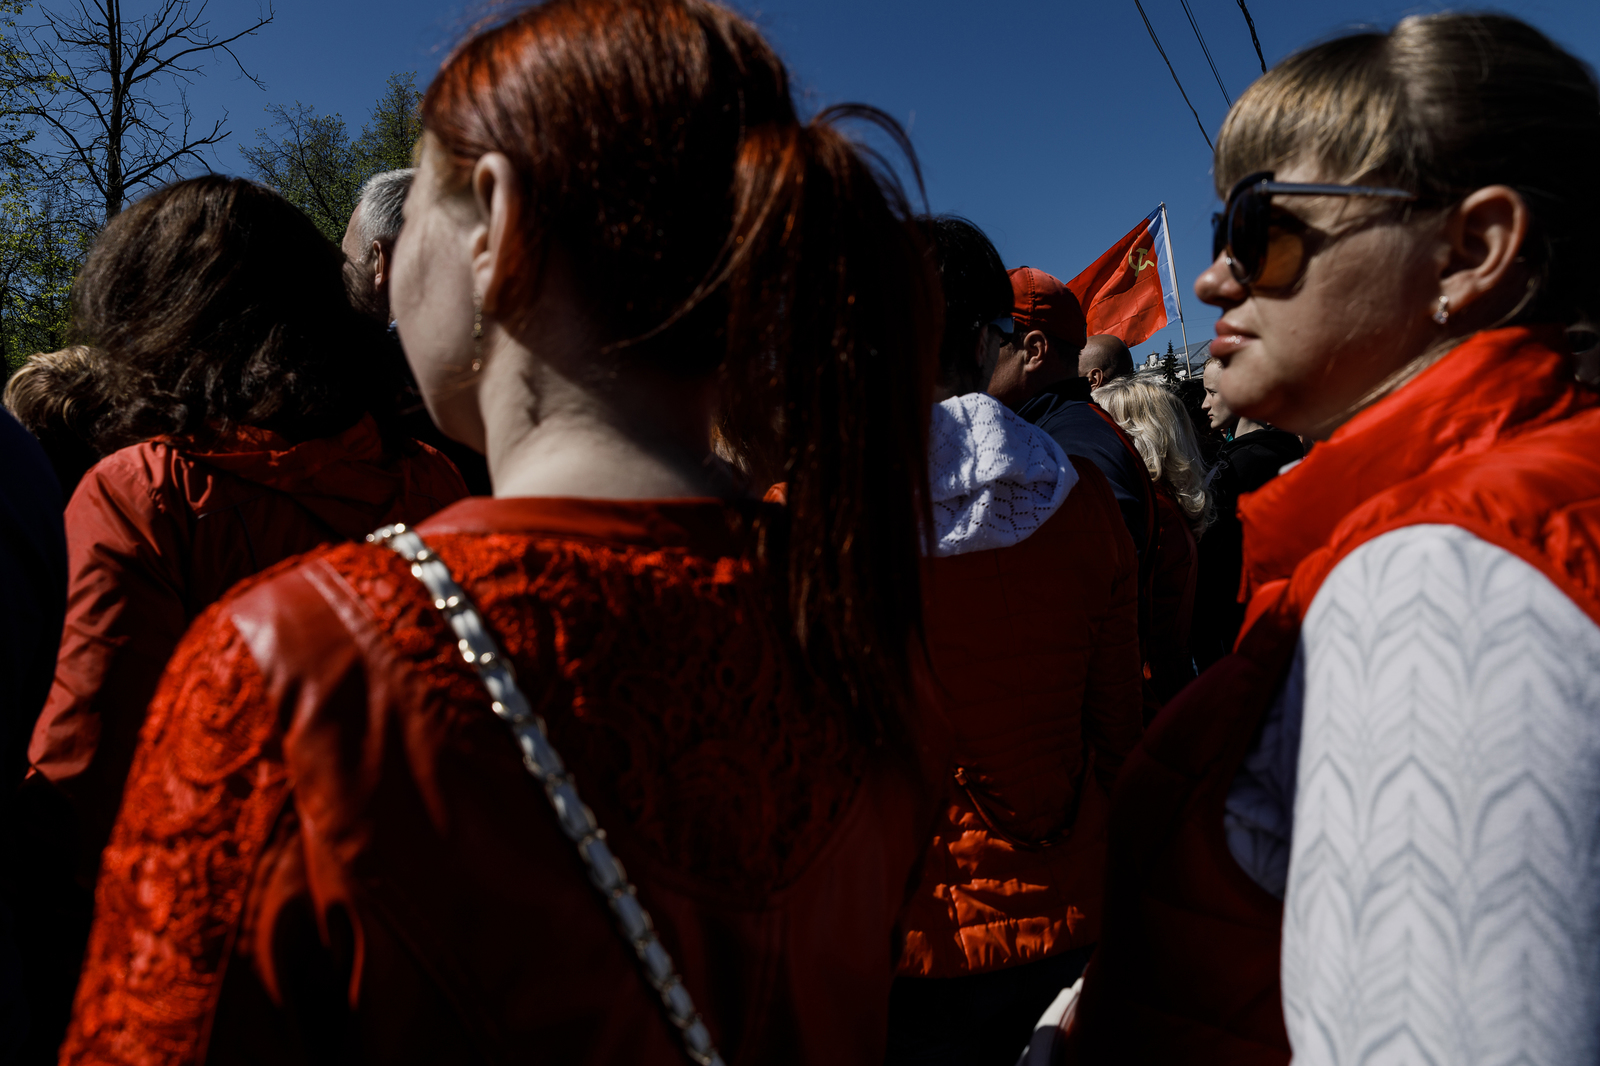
top-left (61, 497), bottom-right (940, 1066)
top-left (29, 415), bottom-right (467, 884)
top-left (1066, 215), bottom-right (1168, 346)
top-left (1065, 327), bottom-right (1600, 1063)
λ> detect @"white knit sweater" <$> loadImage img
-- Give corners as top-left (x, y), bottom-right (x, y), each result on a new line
top-left (927, 393), bottom-right (1075, 558)
top-left (1228, 524), bottom-right (1600, 1066)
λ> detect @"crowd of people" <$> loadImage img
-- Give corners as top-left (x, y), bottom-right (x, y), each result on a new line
top-left (0, 1), bottom-right (1597, 1064)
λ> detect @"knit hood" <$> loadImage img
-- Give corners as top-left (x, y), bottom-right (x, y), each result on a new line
top-left (928, 392), bottom-right (1076, 557)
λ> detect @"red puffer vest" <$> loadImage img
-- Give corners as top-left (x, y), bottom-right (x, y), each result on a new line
top-left (1065, 327), bottom-right (1600, 1064)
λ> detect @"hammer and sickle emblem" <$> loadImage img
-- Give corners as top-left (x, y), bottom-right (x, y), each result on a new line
top-left (1128, 246), bottom-right (1156, 273)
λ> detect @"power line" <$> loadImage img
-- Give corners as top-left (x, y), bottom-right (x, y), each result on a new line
top-left (1237, 0), bottom-right (1268, 74)
top-left (1178, 0), bottom-right (1231, 106)
top-left (1132, 0), bottom-right (1214, 152)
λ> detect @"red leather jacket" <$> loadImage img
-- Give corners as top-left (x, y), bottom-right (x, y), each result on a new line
top-left (1066, 327), bottom-right (1600, 1063)
top-left (28, 416), bottom-right (467, 880)
top-left (898, 458), bottom-right (1143, 978)
top-left (62, 497), bottom-right (942, 1066)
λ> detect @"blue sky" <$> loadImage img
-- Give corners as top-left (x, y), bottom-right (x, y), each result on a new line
top-left (147, 0), bottom-right (1600, 363)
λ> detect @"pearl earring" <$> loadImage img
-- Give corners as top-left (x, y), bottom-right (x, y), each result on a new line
top-left (471, 301), bottom-right (484, 373)
top-left (1432, 295), bottom-right (1450, 326)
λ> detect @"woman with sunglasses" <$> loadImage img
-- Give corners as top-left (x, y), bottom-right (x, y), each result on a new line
top-left (1061, 14), bottom-right (1600, 1066)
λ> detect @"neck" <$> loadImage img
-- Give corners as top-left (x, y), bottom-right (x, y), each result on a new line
top-left (1233, 415), bottom-right (1266, 438)
top-left (1016, 364), bottom-right (1078, 407)
top-left (1031, 364), bottom-right (1077, 394)
top-left (476, 337), bottom-right (738, 501)
top-left (1304, 340), bottom-right (1456, 441)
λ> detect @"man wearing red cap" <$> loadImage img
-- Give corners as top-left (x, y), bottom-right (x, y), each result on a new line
top-left (885, 218), bottom-right (1143, 1066)
top-left (986, 266), bottom-right (1155, 561)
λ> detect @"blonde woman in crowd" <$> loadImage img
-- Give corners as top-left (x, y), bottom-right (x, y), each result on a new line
top-left (2, 346), bottom-right (108, 497)
top-left (1092, 374), bottom-right (1211, 705)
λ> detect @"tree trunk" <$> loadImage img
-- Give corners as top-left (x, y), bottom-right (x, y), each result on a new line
top-left (104, 0), bottom-right (123, 221)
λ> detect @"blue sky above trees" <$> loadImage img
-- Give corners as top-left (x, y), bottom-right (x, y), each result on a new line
top-left (193, 0), bottom-right (1600, 362)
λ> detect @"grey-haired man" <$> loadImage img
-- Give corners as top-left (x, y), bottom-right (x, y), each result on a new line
top-left (342, 168), bottom-right (414, 323)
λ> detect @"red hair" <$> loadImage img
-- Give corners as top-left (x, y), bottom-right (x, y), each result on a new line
top-left (422, 0), bottom-right (938, 734)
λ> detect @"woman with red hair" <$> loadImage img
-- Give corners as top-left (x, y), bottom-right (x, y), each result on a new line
top-left (59, 2), bottom-right (943, 1064)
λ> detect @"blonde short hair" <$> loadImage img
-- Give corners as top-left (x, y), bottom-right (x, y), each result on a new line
top-left (1093, 375), bottom-right (1213, 537)
top-left (1215, 13), bottom-right (1600, 323)
top-left (4, 346), bottom-right (106, 443)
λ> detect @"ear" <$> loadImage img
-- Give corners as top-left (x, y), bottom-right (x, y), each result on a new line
top-left (1437, 185), bottom-right (1532, 325)
top-left (371, 241), bottom-right (389, 292)
top-left (1086, 367), bottom-right (1106, 389)
top-left (1021, 329), bottom-right (1049, 372)
top-left (467, 152), bottom-right (525, 317)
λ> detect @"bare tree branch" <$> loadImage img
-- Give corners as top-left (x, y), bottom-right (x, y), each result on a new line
top-left (24, 0), bottom-right (273, 221)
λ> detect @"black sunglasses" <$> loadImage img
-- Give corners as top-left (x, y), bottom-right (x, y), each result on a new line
top-left (1211, 171), bottom-right (1417, 289)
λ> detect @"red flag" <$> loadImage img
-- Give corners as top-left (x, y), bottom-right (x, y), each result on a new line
top-left (1066, 208), bottom-right (1168, 346)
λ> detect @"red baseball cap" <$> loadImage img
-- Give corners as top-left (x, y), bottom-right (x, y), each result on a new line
top-left (1008, 266), bottom-right (1087, 351)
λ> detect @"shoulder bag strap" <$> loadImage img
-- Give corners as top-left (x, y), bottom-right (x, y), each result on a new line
top-left (370, 522), bottom-right (726, 1066)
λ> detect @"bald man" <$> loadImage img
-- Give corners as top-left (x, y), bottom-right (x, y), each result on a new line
top-left (1079, 334), bottom-right (1134, 389)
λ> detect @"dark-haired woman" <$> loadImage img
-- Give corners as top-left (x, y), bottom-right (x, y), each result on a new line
top-left (1064, 14), bottom-right (1600, 1066)
top-left (887, 217), bottom-right (1141, 1066)
top-left (29, 176), bottom-right (467, 872)
top-left (61, 3), bottom-right (942, 1064)
top-left (19, 176), bottom-right (467, 1060)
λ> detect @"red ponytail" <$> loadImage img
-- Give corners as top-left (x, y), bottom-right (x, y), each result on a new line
top-left (422, 0), bottom-right (938, 734)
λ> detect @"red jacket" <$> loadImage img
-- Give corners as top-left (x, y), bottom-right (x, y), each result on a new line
top-left (898, 457), bottom-right (1143, 977)
top-left (1066, 327), bottom-right (1600, 1063)
top-left (62, 497), bottom-right (943, 1066)
top-left (28, 416), bottom-right (467, 881)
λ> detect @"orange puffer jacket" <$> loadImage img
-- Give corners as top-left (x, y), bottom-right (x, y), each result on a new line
top-left (898, 455), bottom-right (1144, 977)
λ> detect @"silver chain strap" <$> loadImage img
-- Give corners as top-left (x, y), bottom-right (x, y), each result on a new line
top-left (369, 523), bottom-right (727, 1066)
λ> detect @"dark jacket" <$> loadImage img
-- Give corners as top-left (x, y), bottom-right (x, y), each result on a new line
top-left (0, 410), bottom-right (66, 783)
top-left (1016, 379), bottom-right (1163, 718)
top-left (0, 409), bottom-right (67, 1065)
top-left (1191, 427), bottom-right (1303, 669)
top-left (1016, 379), bottom-right (1154, 558)
top-left (1147, 484), bottom-right (1199, 705)
top-left (1218, 427), bottom-right (1304, 497)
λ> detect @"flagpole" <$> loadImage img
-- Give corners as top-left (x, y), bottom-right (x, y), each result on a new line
top-left (1159, 203), bottom-right (1193, 377)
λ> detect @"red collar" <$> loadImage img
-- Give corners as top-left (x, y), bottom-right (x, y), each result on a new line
top-left (1238, 325), bottom-right (1585, 602)
top-left (418, 496), bottom-right (780, 557)
top-left (178, 415), bottom-right (401, 506)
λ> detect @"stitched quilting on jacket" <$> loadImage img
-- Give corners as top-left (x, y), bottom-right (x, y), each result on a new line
top-left (62, 497), bottom-right (938, 1066)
